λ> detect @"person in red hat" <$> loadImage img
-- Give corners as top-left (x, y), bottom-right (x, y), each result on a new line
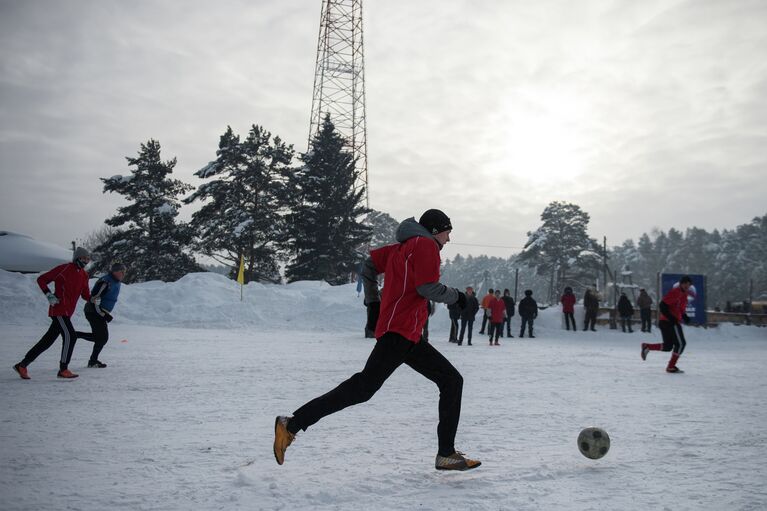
top-left (273, 209), bottom-right (481, 471)
top-left (641, 276), bottom-right (694, 373)
top-left (13, 247), bottom-right (92, 379)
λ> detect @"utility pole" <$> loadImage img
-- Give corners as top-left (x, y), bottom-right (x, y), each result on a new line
top-left (602, 236), bottom-right (607, 302)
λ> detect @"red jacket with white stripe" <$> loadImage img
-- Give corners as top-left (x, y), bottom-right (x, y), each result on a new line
top-left (366, 218), bottom-right (459, 343)
top-left (37, 262), bottom-right (91, 317)
top-left (659, 285), bottom-right (688, 323)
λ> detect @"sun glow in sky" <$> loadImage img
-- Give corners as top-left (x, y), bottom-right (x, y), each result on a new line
top-left (1, 0), bottom-right (765, 261)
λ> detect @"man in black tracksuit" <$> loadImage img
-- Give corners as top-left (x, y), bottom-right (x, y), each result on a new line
top-left (502, 289), bottom-right (515, 338)
top-left (583, 289), bottom-right (599, 332)
top-left (458, 287), bottom-right (479, 346)
top-left (518, 290), bottom-right (538, 338)
top-left (75, 263), bottom-right (126, 368)
top-left (447, 301), bottom-right (462, 342)
top-left (617, 292), bottom-right (635, 333)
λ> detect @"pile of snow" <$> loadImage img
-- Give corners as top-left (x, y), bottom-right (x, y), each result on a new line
top-left (3, 269), bottom-right (763, 341)
top-left (0, 269), bottom-right (367, 331)
top-left (0, 232), bottom-right (71, 273)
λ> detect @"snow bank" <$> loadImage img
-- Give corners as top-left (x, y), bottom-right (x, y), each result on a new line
top-left (0, 269), bottom-right (366, 331)
top-left (0, 231), bottom-right (71, 272)
top-left (3, 268), bottom-right (764, 342)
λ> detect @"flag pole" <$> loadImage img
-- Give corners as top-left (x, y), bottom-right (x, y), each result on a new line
top-left (237, 254), bottom-right (245, 302)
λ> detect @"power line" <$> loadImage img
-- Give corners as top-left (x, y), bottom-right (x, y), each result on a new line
top-left (450, 242), bottom-right (527, 250)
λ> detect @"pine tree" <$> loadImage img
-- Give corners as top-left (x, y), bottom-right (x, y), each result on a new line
top-left (185, 125), bottom-right (293, 283)
top-left (518, 201), bottom-right (601, 301)
top-left (94, 140), bottom-right (200, 283)
top-left (363, 209), bottom-right (400, 248)
top-left (285, 114), bottom-right (371, 284)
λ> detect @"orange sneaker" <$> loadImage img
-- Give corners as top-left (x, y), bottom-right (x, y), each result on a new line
top-left (435, 451), bottom-right (482, 471)
top-left (57, 369), bottom-right (79, 379)
top-left (13, 363), bottom-right (30, 380)
top-left (273, 416), bottom-right (296, 465)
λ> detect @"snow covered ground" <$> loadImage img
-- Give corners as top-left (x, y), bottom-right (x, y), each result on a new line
top-left (1, 271), bottom-right (766, 510)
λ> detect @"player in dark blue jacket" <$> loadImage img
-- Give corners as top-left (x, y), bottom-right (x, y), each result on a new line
top-left (76, 263), bottom-right (126, 368)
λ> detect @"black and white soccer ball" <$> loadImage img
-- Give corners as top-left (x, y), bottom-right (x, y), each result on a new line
top-left (578, 427), bottom-right (610, 459)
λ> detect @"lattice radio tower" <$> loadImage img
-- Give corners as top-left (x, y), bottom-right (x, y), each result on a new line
top-left (309, 0), bottom-right (368, 206)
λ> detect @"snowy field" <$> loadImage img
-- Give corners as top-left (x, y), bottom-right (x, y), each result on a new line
top-left (1, 271), bottom-right (766, 511)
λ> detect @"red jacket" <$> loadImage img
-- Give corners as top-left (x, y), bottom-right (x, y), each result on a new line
top-left (561, 293), bottom-right (576, 313)
top-left (37, 262), bottom-right (91, 318)
top-left (489, 298), bottom-right (507, 323)
top-left (659, 286), bottom-right (688, 323)
top-left (371, 236), bottom-right (441, 342)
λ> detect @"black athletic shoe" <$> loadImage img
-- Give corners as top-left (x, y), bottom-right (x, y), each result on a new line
top-left (88, 361), bottom-right (107, 368)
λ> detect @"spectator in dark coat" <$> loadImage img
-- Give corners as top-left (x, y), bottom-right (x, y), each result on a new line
top-left (560, 286), bottom-right (576, 331)
top-left (518, 290), bottom-right (538, 338)
top-left (502, 289), bottom-right (515, 338)
top-left (458, 287), bottom-right (479, 346)
top-left (583, 288), bottom-right (599, 332)
top-left (637, 289), bottom-right (653, 333)
top-left (617, 293), bottom-right (635, 333)
top-left (448, 301), bottom-right (462, 342)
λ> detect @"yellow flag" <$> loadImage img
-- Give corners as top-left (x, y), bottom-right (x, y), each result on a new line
top-left (237, 254), bottom-right (245, 285)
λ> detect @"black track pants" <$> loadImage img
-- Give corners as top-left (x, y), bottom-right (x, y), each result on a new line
top-left (289, 332), bottom-right (464, 456)
top-left (659, 320), bottom-right (686, 355)
top-left (76, 310), bottom-right (110, 363)
top-left (21, 316), bottom-right (77, 370)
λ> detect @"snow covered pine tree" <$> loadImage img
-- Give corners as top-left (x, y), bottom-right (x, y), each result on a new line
top-left (285, 114), bottom-right (371, 285)
top-left (185, 125), bottom-right (293, 283)
top-left (95, 140), bottom-right (200, 283)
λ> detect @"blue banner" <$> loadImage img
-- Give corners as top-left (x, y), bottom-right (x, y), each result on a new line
top-left (660, 273), bottom-right (707, 325)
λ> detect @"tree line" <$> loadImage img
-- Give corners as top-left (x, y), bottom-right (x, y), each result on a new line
top-left (91, 115), bottom-right (371, 285)
top-left (441, 204), bottom-right (767, 310)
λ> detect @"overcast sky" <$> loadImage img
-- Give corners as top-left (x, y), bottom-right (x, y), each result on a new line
top-left (1, 0), bottom-right (765, 262)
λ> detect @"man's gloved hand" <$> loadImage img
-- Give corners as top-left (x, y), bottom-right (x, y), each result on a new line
top-left (45, 292), bottom-right (59, 306)
top-left (682, 313), bottom-right (691, 325)
top-left (366, 301), bottom-right (380, 332)
top-left (455, 291), bottom-right (467, 310)
top-left (104, 312), bottom-right (114, 323)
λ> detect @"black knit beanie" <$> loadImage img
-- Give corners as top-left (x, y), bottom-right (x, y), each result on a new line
top-left (418, 209), bottom-right (452, 235)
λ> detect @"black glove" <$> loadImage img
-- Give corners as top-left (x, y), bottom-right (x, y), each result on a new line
top-left (455, 291), bottom-right (467, 310)
top-left (104, 312), bottom-right (114, 323)
top-left (366, 301), bottom-right (380, 332)
top-left (682, 313), bottom-right (691, 325)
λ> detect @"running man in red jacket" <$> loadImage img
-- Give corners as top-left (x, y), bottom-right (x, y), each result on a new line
top-left (641, 275), bottom-right (694, 373)
top-left (273, 210), bottom-right (481, 471)
top-left (13, 247), bottom-right (92, 379)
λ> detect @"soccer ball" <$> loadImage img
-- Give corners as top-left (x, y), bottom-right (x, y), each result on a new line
top-left (578, 427), bottom-right (610, 459)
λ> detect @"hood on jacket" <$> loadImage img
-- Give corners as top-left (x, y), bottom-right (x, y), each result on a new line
top-left (396, 217), bottom-right (438, 244)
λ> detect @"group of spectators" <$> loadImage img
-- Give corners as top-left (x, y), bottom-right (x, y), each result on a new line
top-left (561, 287), bottom-right (655, 333)
top-left (446, 288), bottom-right (539, 346)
